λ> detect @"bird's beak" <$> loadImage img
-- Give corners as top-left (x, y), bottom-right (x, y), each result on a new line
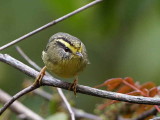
top-left (76, 52), bottom-right (83, 57)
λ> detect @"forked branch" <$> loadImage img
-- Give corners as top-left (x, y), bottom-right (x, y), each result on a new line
top-left (1, 53), bottom-right (160, 115)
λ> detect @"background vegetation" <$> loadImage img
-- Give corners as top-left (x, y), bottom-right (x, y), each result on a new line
top-left (1, 0), bottom-right (160, 119)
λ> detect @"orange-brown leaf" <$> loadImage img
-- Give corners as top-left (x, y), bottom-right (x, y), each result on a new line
top-left (149, 87), bottom-right (158, 97)
top-left (98, 100), bottom-right (118, 110)
top-left (124, 77), bottom-right (135, 85)
top-left (135, 105), bottom-right (153, 114)
top-left (141, 88), bottom-right (149, 97)
top-left (122, 79), bottom-right (140, 92)
top-left (117, 85), bottom-right (133, 94)
top-left (127, 91), bottom-right (142, 96)
top-left (154, 105), bottom-right (160, 112)
top-left (140, 82), bottom-right (156, 90)
top-left (104, 78), bottom-right (123, 90)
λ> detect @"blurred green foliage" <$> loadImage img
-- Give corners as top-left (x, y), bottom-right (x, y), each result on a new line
top-left (46, 112), bottom-right (68, 120)
top-left (1, 0), bottom-right (160, 119)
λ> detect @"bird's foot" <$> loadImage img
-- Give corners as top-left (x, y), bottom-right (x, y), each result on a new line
top-left (33, 66), bottom-right (46, 87)
top-left (69, 79), bottom-right (78, 96)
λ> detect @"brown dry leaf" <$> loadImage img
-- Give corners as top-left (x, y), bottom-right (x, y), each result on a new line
top-left (140, 82), bottom-right (156, 90)
top-left (149, 87), bottom-right (158, 97)
top-left (104, 78), bottom-right (123, 90)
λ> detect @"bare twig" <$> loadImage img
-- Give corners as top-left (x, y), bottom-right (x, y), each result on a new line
top-left (0, 83), bottom-right (39, 116)
top-left (16, 46), bottom-right (75, 120)
top-left (56, 88), bottom-right (75, 120)
top-left (1, 53), bottom-right (160, 115)
top-left (16, 46), bottom-right (41, 71)
top-left (133, 108), bottom-right (157, 120)
top-left (150, 117), bottom-right (160, 120)
top-left (1, 53), bottom-right (160, 104)
top-left (71, 108), bottom-right (102, 120)
top-left (0, 89), bottom-right (43, 120)
top-left (0, 0), bottom-right (103, 51)
top-left (33, 88), bottom-right (102, 120)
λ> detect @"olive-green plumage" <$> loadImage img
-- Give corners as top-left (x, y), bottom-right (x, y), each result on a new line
top-left (42, 32), bottom-right (89, 78)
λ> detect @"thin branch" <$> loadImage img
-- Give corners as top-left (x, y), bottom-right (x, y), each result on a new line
top-left (1, 53), bottom-right (160, 114)
top-left (0, 83), bottom-right (39, 115)
top-left (15, 46), bottom-right (41, 71)
top-left (150, 117), bottom-right (160, 120)
top-left (0, 0), bottom-right (103, 51)
top-left (0, 89), bottom-right (43, 120)
top-left (71, 108), bottom-right (102, 120)
top-left (133, 108), bottom-right (157, 120)
top-left (0, 46), bottom-right (101, 120)
top-left (56, 88), bottom-right (75, 120)
top-left (33, 88), bottom-right (102, 120)
top-left (16, 46), bottom-right (75, 120)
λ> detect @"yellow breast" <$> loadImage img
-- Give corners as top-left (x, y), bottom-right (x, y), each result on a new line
top-left (42, 51), bottom-right (86, 78)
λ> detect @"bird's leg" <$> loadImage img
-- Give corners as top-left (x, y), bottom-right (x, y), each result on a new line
top-left (33, 66), bottom-right (46, 87)
top-left (69, 76), bottom-right (78, 95)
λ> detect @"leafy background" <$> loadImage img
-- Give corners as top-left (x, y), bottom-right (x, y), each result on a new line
top-left (1, 0), bottom-right (160, 119)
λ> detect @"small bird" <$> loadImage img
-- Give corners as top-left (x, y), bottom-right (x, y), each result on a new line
top-left (42, 32), bottom-right (89, 95)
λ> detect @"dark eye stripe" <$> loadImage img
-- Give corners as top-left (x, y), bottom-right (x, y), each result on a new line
top-left (56, 41), bottom-right (72, 53)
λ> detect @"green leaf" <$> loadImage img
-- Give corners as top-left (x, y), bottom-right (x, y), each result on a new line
top-left (46, 112), bottom-right (68, 120)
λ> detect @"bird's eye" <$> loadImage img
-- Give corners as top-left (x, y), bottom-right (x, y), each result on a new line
top-left (64, 47), bottom-right (70, 52)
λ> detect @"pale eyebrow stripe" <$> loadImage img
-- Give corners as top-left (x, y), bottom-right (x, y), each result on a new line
top-left (56, 37), bottom-right (73, 46)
